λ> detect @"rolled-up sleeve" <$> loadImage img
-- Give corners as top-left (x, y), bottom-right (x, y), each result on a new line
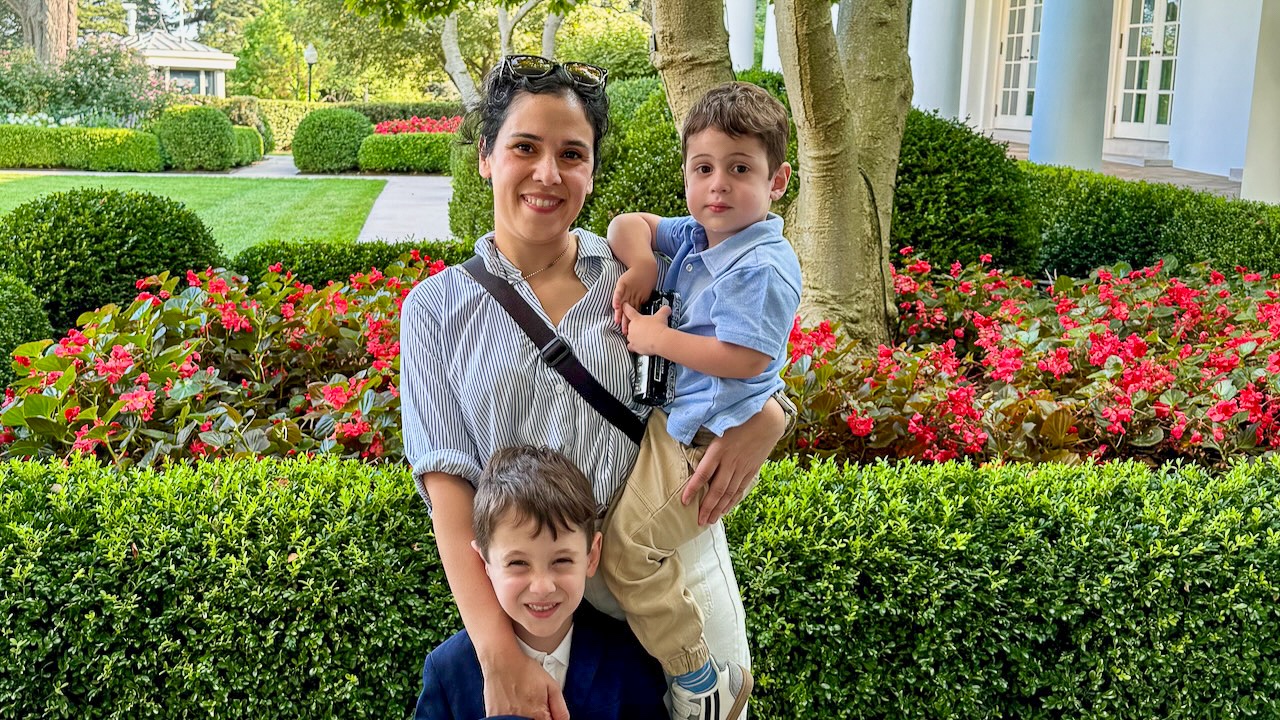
top-left (400, 288), bottom-right (483, 511)
top-left (710, 265), bottom-right (801, 358)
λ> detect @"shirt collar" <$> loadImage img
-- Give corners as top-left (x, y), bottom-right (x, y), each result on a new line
top-left (475, 229), bottom-right (608, 279)
top-left (515, 625), bottom-right (574, 671)
top-left (697, 213), bottom-right (786, 276)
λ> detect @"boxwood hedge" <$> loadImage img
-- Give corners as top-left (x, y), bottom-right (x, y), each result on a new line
top-left (152, 105), bottom-right (239, 171)
top-left (293, 108), bottom-right (373, 173)
top-left (356, 132), bottom-right (453, 174)
top-left (0, 274), bottom-right (51, 388)
top-left (231, 237), bottom-right (471, 287)
top-left (259, 100), bottom-right (463, 151)
top-left (2, 457), bottom-right (1278, 717)
top-left (0, 126), bottom-right (163, 172)
top-left (233, 125), bottom-right (264, 166)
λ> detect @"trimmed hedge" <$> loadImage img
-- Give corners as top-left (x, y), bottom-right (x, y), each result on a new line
top-left (447, 141), bottom-right (494, 242)
top-left (231, 237), bottom-right (471, 286)
top-left (259, 100), bottom-right (464, 151)
top-left (0, 274), bottom-right (51, 388)
top-left (3, 457), bottom-right (1279, 716)
top-left (292, 108), bottom-right (373, 173)
top-left (189, 94), bottom-right (277, 154)
top-left (0, 125), bottom-right (163, 172)
top-left (233, 125), bottom-right (264, 166)
top-left (357, 132), bottom-right (453, 174)
top-left (152, 105), bottom-right (238, 171)
top-left (894, 110), bottom-right (1039, 274)
top-left (0, 188), bottom-right (223, 330)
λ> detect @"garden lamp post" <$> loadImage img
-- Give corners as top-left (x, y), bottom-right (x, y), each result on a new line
top-left (304, 44), bottom-right (318, 102)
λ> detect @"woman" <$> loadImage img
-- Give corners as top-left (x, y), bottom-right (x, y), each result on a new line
top-left (400, 56), bottom-right (788, 720)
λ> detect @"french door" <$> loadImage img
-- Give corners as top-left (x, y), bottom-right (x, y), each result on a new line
top-left (1113, 0), bottom-right (1181, 141)
top-left (994, 0), bottom-right (1043, 131)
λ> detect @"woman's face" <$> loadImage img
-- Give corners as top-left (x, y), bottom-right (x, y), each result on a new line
top-left (479, 90), bottom-right (596, 250)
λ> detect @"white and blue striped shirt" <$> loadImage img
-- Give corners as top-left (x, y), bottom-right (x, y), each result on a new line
top-left (400, 229), bottom-right (652, 510)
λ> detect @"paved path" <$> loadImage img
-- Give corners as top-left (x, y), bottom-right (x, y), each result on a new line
top-left (1004, 142), bottom-right (1242, 198)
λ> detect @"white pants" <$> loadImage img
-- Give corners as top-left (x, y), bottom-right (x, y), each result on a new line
top-left (586, 519), bottom-right (750, 718)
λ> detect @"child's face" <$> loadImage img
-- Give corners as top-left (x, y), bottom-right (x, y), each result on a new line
top-left (682, 127), bottom-right (791, 247)
top-left (474, 514), bottom-right (602, 654)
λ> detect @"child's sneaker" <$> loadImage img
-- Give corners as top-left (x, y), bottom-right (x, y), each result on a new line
top-left (669, 661), bottom-right (753, 720)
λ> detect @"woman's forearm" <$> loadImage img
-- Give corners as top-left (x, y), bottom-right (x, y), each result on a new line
top-left (424, 472), bottom-right (519, 662)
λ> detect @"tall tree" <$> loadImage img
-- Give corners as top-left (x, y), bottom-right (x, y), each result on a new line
top-left (651, 0), bottom-right (910, 342)
top-left (2, 0), bottom-right (76, 62)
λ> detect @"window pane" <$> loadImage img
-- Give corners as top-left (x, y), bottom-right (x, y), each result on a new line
top-left (1031, 34), bottom-right (1039, 58)
top-left (1136, 60), bottom-right (1150, 89)
top-left (1122, 94), bottom-right (1134, 122)
top-left (1130, 0), bottom-right (1143, 23)
top-left (1143, 0), bottom-right (1156, 23)
top-left (1160, 59), bottom-right (1175, 90)
top-left (1033, 4), bottom-right (1042, 32)
top-left (1166, 0), bottom-right (1180, 22)
top-left (1028, 62), bottom-right (1037, 88)
top-left (1013, 36), bottom-right (1023, 59)
top-left (1134, 93), bottom-right (1147, 123)
top-left (1125, 61), bottom-right (1137, 89)
top-left (1164, 24), bottom-right (1179, 55)
top-left (1157, 94), bottom-right (1172, 124)
top-left (1140, 26), bottom-right (1153, 56)
top-left (1025, 91), bottom-right (1035, 116)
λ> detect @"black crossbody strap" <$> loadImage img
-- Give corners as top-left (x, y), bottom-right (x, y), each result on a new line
top-left (462, 255), bottom-right (645, 445)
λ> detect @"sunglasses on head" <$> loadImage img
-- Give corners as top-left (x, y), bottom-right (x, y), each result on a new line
top-left (500, 55), bottom-right (608, 89)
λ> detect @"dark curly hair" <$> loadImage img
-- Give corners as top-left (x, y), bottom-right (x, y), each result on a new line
top-left (461, 61), bottom-right (611, 173)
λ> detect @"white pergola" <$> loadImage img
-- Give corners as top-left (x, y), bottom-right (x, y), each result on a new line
top-left (122, 29), bottom-right (237, 98)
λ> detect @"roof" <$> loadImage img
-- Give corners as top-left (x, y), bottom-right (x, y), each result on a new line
top-left (122, 29), bottom-right (227, 55)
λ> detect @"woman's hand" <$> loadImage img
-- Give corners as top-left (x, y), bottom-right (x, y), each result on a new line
top-left (683, 397), bottom-right (787, 525)
top-left (480, 651), bottom-right (570, 720)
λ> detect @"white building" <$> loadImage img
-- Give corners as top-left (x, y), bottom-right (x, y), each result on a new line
top-left (119, 3), bottom-right (236, 97)
top-left (731, 0), bottom-right (1279, 203)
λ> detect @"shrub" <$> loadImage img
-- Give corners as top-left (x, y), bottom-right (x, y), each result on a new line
top-left (344, 101), bottom-right (463, 125)
top-left (0, 456), bottom-right (453, 716)
top-left (604, 76), bottom-right (662, 135)
top-left (293, 108), bottom-right (373, 173)
top-left (258, 99), bottom-right (316, 151)
top-left (190, 94), bottom-right (277, 153)
top-left (0, 48), bottom-right (56, 115)
top-left (373, 115), bottom-right (463, 135)
top-left (233, 125), bottom-right (264, 166)
top-left (258, 101), bottom-right (464, 151)
top-left (0, 188), bottom-right (223, 331)
top-left (555, 4), bottom-right (655, 82)
top-left (1164, 192), bottom-right (1280, 274)
top-left (0, 126), bottom-right (164, 172)
top-left (232, 238), bottom-right (471, 286)
top-left (52, 37), bottom-right (172, 125)
top-left (0, 275), bottom-right (51, 388)
top-left (2, 456), bottom-right (1278, 717)
top-left (892, 110), bottom-right (1039, 274)
top-left (357, 132), bottom-right (453, 173)
top-left (152, 105), bottom-right (238, 171)
top-left (448, 140), bottom-right (494, 241)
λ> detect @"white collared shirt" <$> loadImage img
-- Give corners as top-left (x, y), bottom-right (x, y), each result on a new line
top-left (515, 626), bottom-right (574, 688)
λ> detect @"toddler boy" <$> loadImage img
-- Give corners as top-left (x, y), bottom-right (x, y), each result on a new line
top-left (603, 81), bottom-right (802, 720)
top-left (415, 445), bottom-right (667, 720)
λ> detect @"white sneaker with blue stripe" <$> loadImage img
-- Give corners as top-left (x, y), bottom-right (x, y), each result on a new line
top-left (669, 661), bottom-right (753, 720)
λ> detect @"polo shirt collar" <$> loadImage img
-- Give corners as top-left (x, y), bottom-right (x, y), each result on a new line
top-left (696, 213), bottom-right (785, 276)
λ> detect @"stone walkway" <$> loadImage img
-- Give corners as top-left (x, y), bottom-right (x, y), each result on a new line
top-left (1004, 142), bottom-right (1242, 198)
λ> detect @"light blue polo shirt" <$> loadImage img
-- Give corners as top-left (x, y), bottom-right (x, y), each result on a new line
top-left (655, 213), bottom-right (802, 444)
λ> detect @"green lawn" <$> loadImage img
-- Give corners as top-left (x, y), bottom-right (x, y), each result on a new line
top-left (0, 174), bottom-right (386, 259)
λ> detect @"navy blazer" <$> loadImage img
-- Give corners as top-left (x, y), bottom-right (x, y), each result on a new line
top-left (414, 602), bottom-right (668, 720)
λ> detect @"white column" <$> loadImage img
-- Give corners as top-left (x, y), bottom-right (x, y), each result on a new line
top-left (1027, 0), bottom-right (1112, 170)
top-left (908, 0), bottom-right (967, 118)
top-left (1242, 0), bottom-right (1280, 202)
top-left (726, 0), bottom-right (758, 71)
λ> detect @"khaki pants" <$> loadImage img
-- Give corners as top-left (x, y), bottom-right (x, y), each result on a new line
top-left (598, 410), bottom-right (754, 677)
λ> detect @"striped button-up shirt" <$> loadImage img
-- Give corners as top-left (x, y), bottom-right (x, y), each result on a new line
top-left (400, 229), bottom-right (651, 510)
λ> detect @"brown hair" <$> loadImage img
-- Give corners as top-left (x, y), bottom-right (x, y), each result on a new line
top-left (472, 445), bottom-right (599, 557)
top-left (681, 81), bottom-right (790, 173)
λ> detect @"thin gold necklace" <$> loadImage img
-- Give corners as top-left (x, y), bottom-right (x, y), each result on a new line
top-left (513, 238), bottom-right (572, 282)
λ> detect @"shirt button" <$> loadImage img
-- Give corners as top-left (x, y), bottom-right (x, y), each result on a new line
top-left (685, 263), bottom-right (694, 272)
top-left (555, 383), bottom-right (566, 394)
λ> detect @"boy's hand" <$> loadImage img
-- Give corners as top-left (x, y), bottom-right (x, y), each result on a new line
top-left (620, 302), bottom-right (671, 356)
top-left (612, 266), bottom-right (658, 331)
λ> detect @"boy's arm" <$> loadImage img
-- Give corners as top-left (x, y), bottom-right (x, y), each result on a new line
top-left (607, 213), bottom-right (663, 328)
top-left (620, 304), bottom-right (771, 379)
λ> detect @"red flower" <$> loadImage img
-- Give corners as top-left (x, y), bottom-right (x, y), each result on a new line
top-left (846, 412), bottom-right (874, 437)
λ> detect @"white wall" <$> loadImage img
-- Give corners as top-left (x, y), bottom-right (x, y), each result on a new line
top-left (1168, 0), bottom-right (1263, 176)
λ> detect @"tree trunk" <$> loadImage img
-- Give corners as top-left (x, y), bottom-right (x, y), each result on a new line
top-left (5, 0), bottom-right (77, 63)
top-left (774, 0), bottom-right (911, 345)
top-left (541, 12), bottom-right (563, 59)
top-left (442, 12), bottom-right (482, 110)
top-left (498, 0), bottom-right (542, 58)
top-left (649, 0), bottom-right (733, 127)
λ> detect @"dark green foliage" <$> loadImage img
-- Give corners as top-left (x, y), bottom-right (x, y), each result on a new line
top-left (556, 13), bottom-right (654, 82)
top-left (582, 90), bottom-right (686, 236)
top-left (258, 99), bottom-right (315, 152)
top-left (0, 188), bottom-right (223, 330)
top-left (152, 105), bottom-right (239, 171)
top-left (0, 457), bottom-right (454, 717)
top-left (293, 108), bottom-right (374, 173)
top-left (728, 458), bottom-right (1280, 717)
top-left (190, 95), bottom-right (277, 154)
top-left (1029, 165), bottom-right (1194, 277)
top-left (448, 141), bottom-right (494, 241)
top-left (233, 125), bottom-right (264, 166)
top-left (0, 275), bottom-right (52, 387)
top-left (3, 457), bottom-right (1279, 716)
top-left (734, 68), bottom-right (790, 112)
top-left (232, 238), bottom-right (471, 286)
top-left (357, 133), bottom-right (454, 174)
top-left (893, 110), bottom-right (1040, 274)
top-left (258, 100), bottom-right (462, 151)
top-left (1165, 192), bottom-right (1280, 273)
top-left (0, 126), bottom-right (163, 172)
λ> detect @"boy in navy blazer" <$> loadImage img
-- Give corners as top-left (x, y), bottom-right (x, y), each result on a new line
top-left (414, 446), bottom-right (668, 720)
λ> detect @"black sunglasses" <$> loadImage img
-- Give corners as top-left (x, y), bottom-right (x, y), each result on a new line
top-left (500, 55), bottom-right (608, 89)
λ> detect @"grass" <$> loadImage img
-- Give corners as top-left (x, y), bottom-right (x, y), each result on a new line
top-left (0, 174), bottom-right (386, 259)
